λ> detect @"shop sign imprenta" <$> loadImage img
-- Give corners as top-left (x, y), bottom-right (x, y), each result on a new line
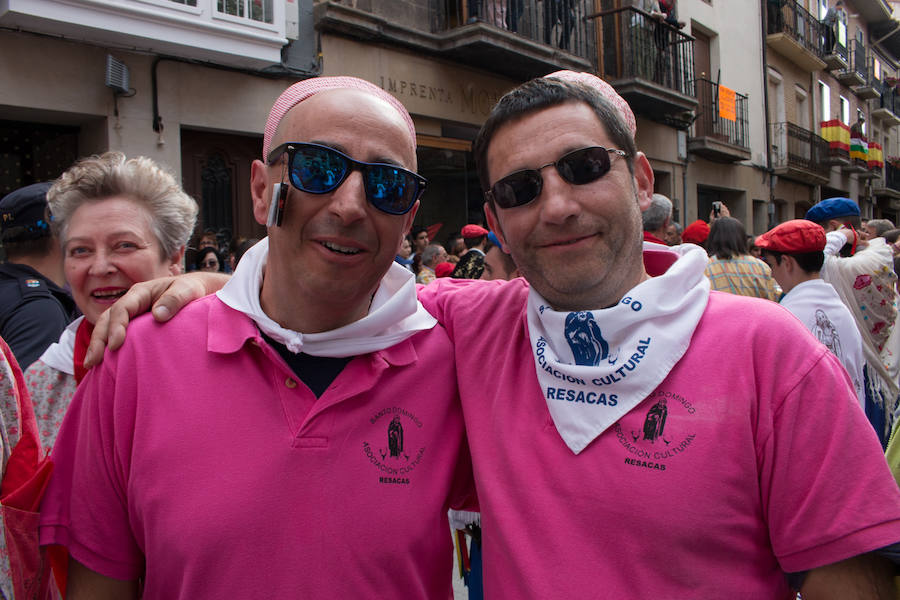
top-left (378, 76), bottom-right (506, 120)
top-left (322, 36), bottom-right (513, 124)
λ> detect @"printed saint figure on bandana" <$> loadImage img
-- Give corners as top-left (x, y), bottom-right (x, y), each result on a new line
top-left (813, 309), bottom-right (843, 360)
top-left (643, 398), bottom-right (668, 442)
top-left (564, 311), bottom-right (609, 366)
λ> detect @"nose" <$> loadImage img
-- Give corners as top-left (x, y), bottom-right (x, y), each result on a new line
top-left (87, 249), bottom-right (117, 276)
top-left (328, 170), bottom-right (368, 224)
top-left (537, 166), bottom-right (580, 225)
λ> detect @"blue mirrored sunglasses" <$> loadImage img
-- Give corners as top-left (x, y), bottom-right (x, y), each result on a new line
top-left (266, 142), bottom-right (426, 215)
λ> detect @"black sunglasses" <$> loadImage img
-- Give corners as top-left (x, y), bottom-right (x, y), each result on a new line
top-left (267, 142), bottom-right (426, 215)
top-left (485, 146), bottom-right (629, 210)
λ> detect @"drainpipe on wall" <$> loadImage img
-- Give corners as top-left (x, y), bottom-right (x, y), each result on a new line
top-left (760, 0), bottom-right (776, 228)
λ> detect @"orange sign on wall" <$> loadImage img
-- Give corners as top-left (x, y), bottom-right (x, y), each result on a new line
top-left (718, 85), bottom-right (736, 121)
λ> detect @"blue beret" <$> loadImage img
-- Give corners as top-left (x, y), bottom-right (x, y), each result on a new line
top-left (805, 197), bottom-right (860, 223)
top-left (487, 231), bottom-right (503, 252)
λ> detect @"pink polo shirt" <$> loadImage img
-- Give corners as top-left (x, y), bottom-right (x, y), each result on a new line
top-left (39, 295), bottom-right (474, 599)
top-left (419, 273), bottom-right (900, 599)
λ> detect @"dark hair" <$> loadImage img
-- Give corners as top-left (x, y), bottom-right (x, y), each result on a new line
top-left (884, 228), bottom-right (900, 244)
top-left (473, 77), bottom-right (637, 207)
top-left (706, 217), bottom-right (749, 259)
top-left (464, 235), bottom-right (486, 249)
top-left (411, 227), bottom-right (428, 238)
top-left (195, 246), bottom-right (224, 272)
top-left (762, 249), bottom-right (824, 273)
top-left (233, 238), bottom-right (260, 269)
top-left (3, 236), bottom-right (55, 261)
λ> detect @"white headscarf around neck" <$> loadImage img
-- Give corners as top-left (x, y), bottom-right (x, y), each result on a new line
top-left (526, 243), bottom-right (710, 454)
top-left (217, 238), bottom-right (436, 357)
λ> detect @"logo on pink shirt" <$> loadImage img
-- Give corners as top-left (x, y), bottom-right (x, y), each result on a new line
top-left (363, 406), bottom-right (426, 485)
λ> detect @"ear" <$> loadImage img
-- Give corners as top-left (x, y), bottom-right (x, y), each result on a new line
top-left (397, 201), bottom-right (420, 252)
top-left (632, 152), bottom-right (654, 212)
top-left (783, 254), bottom-right (799, 275)
top-left (484, 201), bottom-right (510, 254)
top-left (251, 159), bottom-right (272, 226)
top-left (169, 245), bottom-right (186, 276)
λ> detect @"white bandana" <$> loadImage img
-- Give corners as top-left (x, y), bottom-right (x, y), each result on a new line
top-left (38, 316), bottom-right (84, 375)
top-left (217, 238), bottom-right (436, 357)
top-left (527, 243), bottom-right (710, 454)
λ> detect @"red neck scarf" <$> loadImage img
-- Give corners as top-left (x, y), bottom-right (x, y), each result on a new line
top-left (73, 319), bottom-right (95, 384)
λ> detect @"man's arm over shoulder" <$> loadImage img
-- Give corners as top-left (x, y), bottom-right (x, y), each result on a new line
top-left (85, 272), bottom-right (229, 366)
top-left (416, 277), bottom-right (526, 333)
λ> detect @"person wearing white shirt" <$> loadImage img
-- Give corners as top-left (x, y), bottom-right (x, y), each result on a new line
top-left (756, 219), bottom-right (865, 411)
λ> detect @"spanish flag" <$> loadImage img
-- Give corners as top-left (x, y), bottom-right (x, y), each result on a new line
top-left (868, 142), bottom-right (884, 169)
top-left (820, 120), bottom-right (850, 152)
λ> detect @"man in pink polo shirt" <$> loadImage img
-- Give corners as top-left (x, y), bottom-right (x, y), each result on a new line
top-left (417, 72), bottom-right (900, 598)
top-left (39, 77), bottom-right (474, 599)
top-left (89, 72), bottom-right (900, 598)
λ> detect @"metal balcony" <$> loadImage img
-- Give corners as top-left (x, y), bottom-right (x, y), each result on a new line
top-left (873, 162), bottom-right (900, 199)
top-left (314, 0), bottom-right (596, 81)
top-left (766, 0), bottom-right (825, 71)
top-left (687, 78), bottom-right (750, 162)
top-left (771, 122), bottom-right (830, 184)
top-left (872, 84), bottom-right (900, 128)
top-left (590, 4), bottom-right (696, 129)
top-left (823, 39), bottom-right (848, 72)
top-left (854, 53), bottom-right (881, 100)
top-left (836, 39), bottom-right (867, 87)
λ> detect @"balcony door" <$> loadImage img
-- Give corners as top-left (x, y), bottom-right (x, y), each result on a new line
top-left (180, 129), bottom-right (266, 245)
top-left (693, 30), bottom-right (711, 81)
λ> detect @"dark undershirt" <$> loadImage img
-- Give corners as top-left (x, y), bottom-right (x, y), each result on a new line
top-left (261, 332), bottom-right (353, 398)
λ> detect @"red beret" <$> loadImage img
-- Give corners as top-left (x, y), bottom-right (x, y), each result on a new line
top-left (681, 220), bottom-right (710, 245)
top-left (461, 224), bottom-right (489, 238)
top-left (755, 220), bottom-right (826, 253)
top-left (434, 262), bottom-right (455, 278)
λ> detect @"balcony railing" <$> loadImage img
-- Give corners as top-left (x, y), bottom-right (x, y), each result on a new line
top-left (885, 163), bottom-right (900, 192)
top-left (873, 83), bottom-right (900, 126)
top-left (852, 39), bottom-right (867, 76)
top-left (837, 39), bottom-right (868, 86)
top-left (594, 6), bottom-right (695, 97)
top-left (823, 37), bottom-right (848, 68)
top-left (693, 78), bottom-right (749, 149)
top-left (766, 0), bottom-right (823, 58)
top-left (855, 52), bottom-right (882, 99)
top-left (435, 0), bottom-right (596, 59)
top-left (771, 122), bottom-right (830, 182)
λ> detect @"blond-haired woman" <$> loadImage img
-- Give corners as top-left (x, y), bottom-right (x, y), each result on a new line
top-left (25, 152), bottom-right (197, 449)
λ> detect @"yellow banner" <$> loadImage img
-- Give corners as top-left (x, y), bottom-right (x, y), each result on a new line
top-left (719, 85), bottom-right (736, 121)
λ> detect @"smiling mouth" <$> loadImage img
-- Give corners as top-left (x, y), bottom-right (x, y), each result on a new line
top-left (320, 240), bottom-right (362, 255)
top-left (92, 289), bottom-right (127, 300)
top-left (545, 234), bottom-right (594, 248)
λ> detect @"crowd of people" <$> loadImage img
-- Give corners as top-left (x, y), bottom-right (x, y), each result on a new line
top-left (0, 69), bottom-right (898, 598)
